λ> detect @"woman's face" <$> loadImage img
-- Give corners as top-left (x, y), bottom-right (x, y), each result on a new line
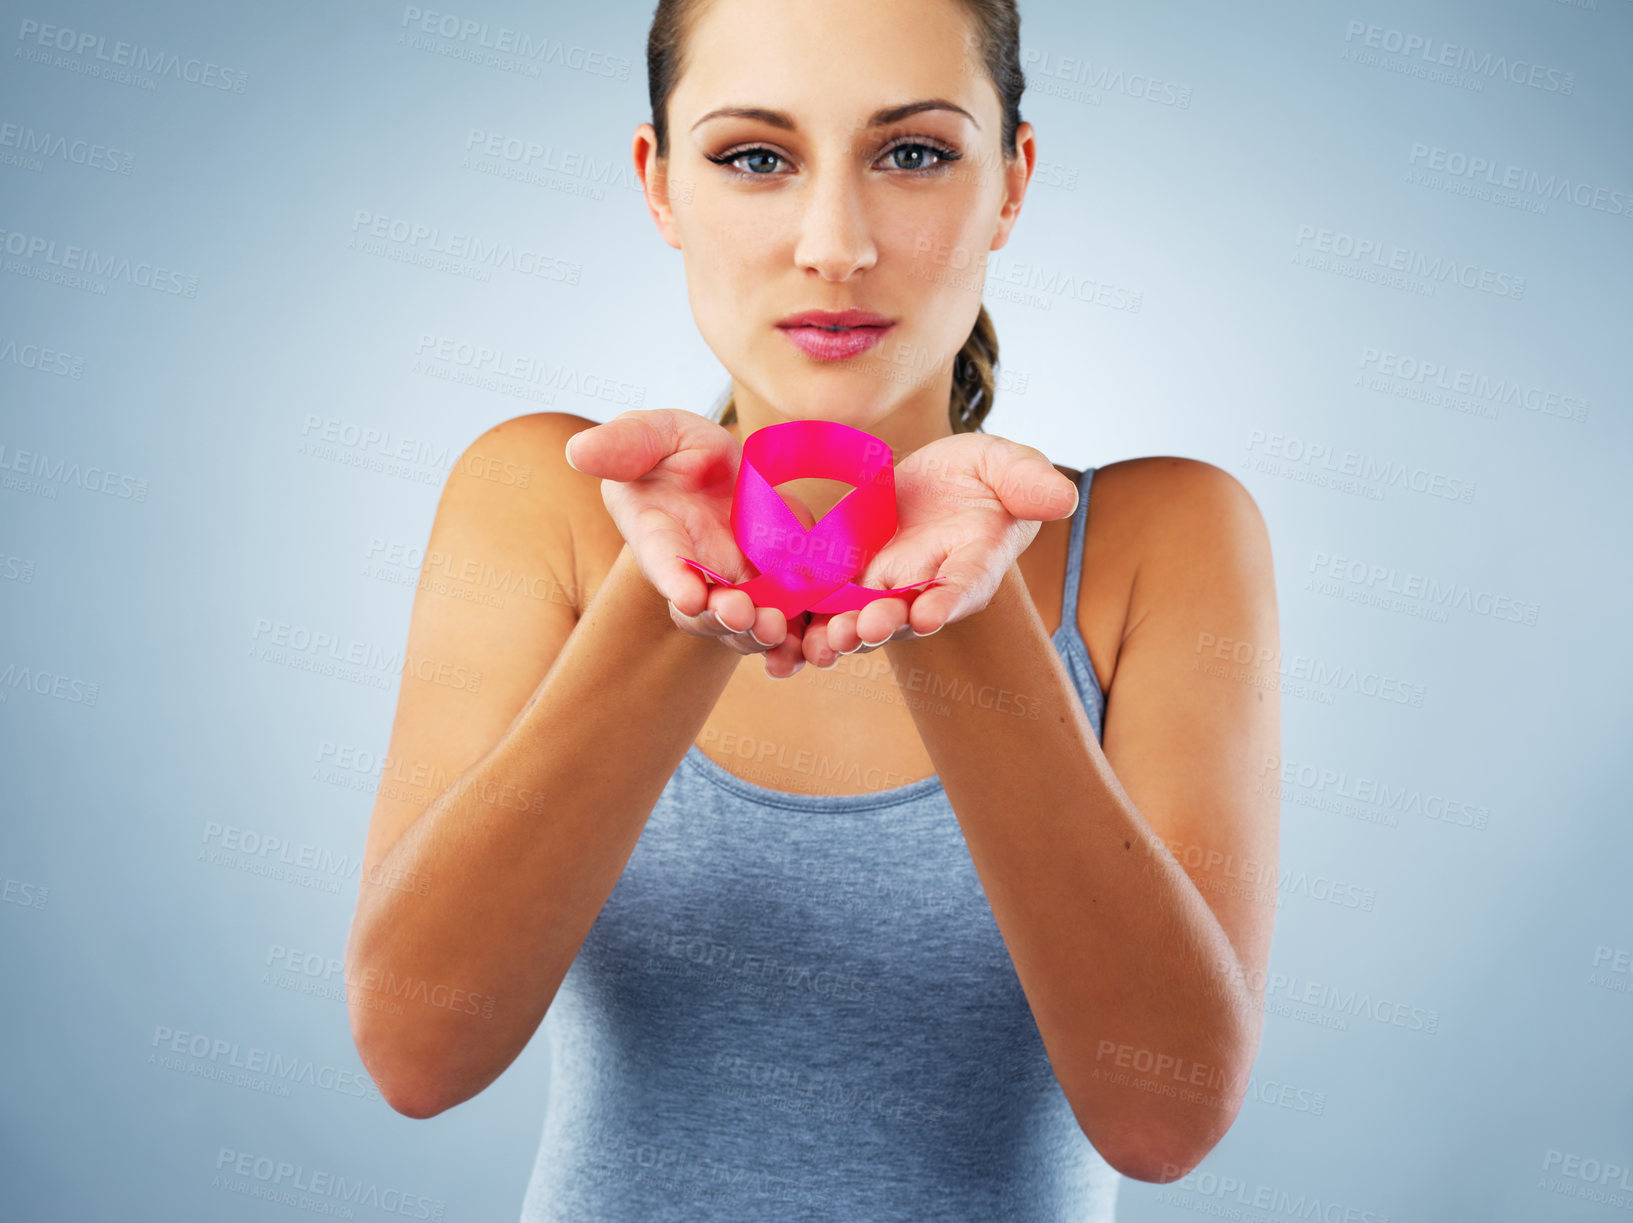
top-left (639, 0), bottom-right (1033, 432)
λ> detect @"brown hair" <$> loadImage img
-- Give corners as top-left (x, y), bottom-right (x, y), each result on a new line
top-left (646, 0), bottom-right (1026, 434)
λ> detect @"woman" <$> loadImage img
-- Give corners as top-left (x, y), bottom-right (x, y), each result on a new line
top-left (345, 0), bottom-right (1281, 1218)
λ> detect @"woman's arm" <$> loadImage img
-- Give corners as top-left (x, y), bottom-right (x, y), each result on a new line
top-left (345, 413), bottom-right (741, 1119)
top-left (877, 457), bottom-right (1281, 1183)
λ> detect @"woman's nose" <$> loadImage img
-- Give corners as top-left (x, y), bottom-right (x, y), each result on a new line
top-left (792, 173), bottom-right (878, 280)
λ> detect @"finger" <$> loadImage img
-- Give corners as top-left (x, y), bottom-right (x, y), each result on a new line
top-left (852, 598), bottom-right (912, 650)
top-left (707, 589), bottom-right (791, 652)
top-left (764, 614), bottom-right (808, 679)
top-left (563, 410), bottom-right (690, 482)
top-left (818, 599), bottom-right (910, 656)
top-left (671, 594), bottom-right (749, 641)
top-left (670, 589), bottom-right (798, 673)
top-left (901, 559), bottom-right (988, 635)
top-left (987, 448), bottom-right (1080, 522)
top-left (801, 613), bottom-right (843, 670)
top-left (822, 608), bottom-right (866, 656)
top-left (748, 605), bottom-right (790, 650)
top-left (705, 586), bottom-right (761, 636)
top-left (628, 507), bottom-right (715, 615)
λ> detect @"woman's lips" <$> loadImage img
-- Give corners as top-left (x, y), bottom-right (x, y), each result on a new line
top-left (776, 322), bottom-right (894, 361)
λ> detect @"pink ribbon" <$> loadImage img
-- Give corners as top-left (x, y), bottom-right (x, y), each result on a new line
top-left (676, 420), bottom-right (944, 618)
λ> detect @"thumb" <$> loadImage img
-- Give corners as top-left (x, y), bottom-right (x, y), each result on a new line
top-left (563, 410), bottom-right (697, 482)
top-left (993, 453), bottom-right (1078, 522)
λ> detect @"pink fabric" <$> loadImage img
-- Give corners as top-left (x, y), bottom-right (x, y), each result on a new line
top-left (676, 420), bottom-right (945, 617)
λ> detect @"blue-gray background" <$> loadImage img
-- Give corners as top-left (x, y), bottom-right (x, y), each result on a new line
top-left (2, 0), bottom-right (1629, 1219)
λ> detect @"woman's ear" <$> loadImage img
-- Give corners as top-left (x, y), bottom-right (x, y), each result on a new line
top-left (632, 124), bottom-right (684, 251)
top-left (990, 120), bottom-right (1036, 252)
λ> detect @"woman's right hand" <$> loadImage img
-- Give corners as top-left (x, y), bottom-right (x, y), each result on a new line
top-left (564, 409), bottom-right (811, 678)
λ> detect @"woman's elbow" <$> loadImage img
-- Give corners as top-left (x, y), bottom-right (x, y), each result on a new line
top-left (349, 1003), bottom-right (455, 1120)
top-left (1080, 1072), bottom-right (1249, 1183)
top-left (1096, 1104), bottom-right (1243, 1184)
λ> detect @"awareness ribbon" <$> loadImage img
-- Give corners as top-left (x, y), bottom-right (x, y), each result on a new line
top-left (675, 420), bottom-right (945, 618)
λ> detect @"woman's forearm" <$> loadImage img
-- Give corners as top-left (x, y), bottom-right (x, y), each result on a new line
top-left (881, 564), bottom-right (1262, 1178)
top-left (346, 545), bottom-right (740, 1117)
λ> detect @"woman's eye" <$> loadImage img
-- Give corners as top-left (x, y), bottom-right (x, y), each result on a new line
top-left (736, 149), bottom-right (784, 175)
top-left (710, 147), bottom-right (788, 175)
top-left (709, 140), bottom-right (959, 177)
top-left (881, 142), bottom-right (955, 172)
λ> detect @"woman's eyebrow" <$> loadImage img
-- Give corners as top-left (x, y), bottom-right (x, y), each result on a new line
top-left (690, 98), bottom-right (978, 132)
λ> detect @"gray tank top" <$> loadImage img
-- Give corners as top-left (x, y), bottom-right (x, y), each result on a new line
top-left (520, 466), bottom-right (1119, 1222)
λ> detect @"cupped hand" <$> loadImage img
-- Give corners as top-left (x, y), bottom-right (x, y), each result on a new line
top-left (563, 409), bottom-right (813, 678)
top-left (800, 432), bottom-right (1079, 666)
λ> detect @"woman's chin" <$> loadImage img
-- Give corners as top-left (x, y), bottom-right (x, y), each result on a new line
top-left (760, 393), bottom-right (887, 427)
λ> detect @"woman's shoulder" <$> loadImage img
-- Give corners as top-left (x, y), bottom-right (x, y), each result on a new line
top-left (1085, 455), bottom-right (1266, 545)
top-left (443, 411), bottom-right (619, 615)
top-left (449, 411), bottom-right (608, 525)
top-left (1045, 454), bottom-right (1262, 560)
top-left (459, 409), bottom-right (600, 461)
top-left (1056, 455), bottom-right (1269, 694)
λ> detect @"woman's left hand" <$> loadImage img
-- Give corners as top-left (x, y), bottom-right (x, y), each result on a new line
top-left (800, 432), bottom-right (1079, 666)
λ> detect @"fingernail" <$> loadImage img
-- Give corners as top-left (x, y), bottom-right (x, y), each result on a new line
top-left (747, 627), bottom-right (774, 648)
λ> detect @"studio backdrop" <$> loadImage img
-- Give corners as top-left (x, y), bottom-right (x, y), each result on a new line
top-left (2, 0), bottom-right (1629, 1220)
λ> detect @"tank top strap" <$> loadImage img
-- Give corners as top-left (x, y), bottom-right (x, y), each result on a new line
top-left (1058, 466), bottom-right (1096, 633)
